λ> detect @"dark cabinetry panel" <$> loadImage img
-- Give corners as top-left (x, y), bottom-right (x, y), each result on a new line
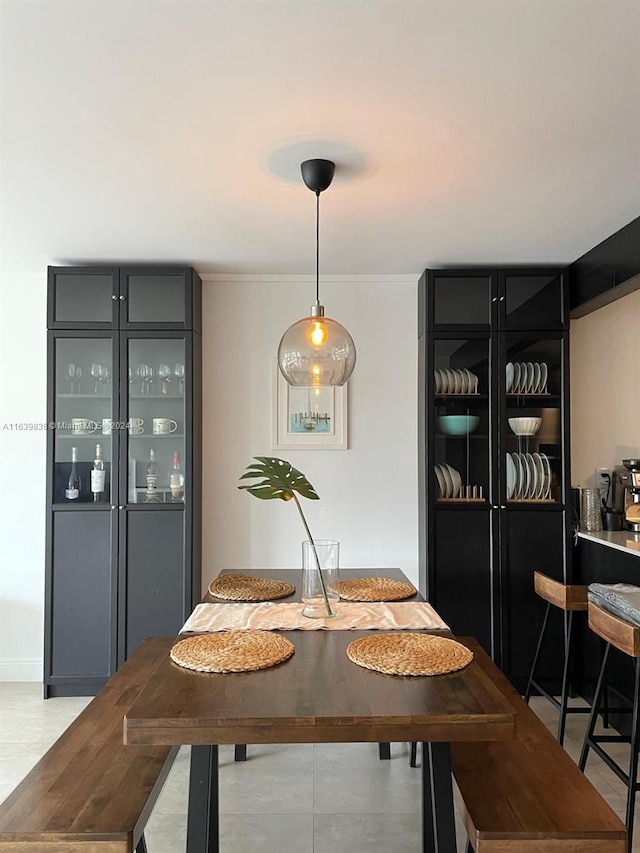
top-left (418, 266), bottom-right (570, 689)
top-left (49, 511), bottom-right (115, 681)
top-left (433, 509), bottom-right (492, 655)
top-left (122, 511), bottom-right (185, 660)
top-left (569, 216), bottom-right (640, 314)
top-left (45, 265), bottom-right (202, 697)
top-left (501, 510), bottom-right (565, 689)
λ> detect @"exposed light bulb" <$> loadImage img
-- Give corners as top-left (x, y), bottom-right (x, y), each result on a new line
top-left (308, 320), bottom-right (328, 347)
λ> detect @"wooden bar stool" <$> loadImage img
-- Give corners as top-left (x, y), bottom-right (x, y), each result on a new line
top-left (524, 571), bottom-right (591, 745)
top-left (579, 602), bottom-right (640, 853)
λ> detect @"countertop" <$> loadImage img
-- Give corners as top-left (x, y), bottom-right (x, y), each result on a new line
top-left (577, 529), bottom-right (640, 557)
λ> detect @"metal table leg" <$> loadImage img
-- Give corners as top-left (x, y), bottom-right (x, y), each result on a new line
top-left (187, 745), bottom-right (219, 853)
top-left (422, 742), bottom-right (457, 853)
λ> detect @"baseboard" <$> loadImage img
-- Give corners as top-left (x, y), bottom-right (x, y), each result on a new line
top-left (0, 658), bottom-right (42, 681)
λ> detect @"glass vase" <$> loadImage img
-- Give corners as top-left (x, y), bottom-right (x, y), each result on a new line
top-left (580, 488), bottom-right (602, 532)
top-left (302, 539), bottom-right (340, 618)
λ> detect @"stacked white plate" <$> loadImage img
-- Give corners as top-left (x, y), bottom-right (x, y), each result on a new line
top-left (506, 452), bottom-right (552, 500)
top-left (434, 368), bottom-right (479, 394)
top-left (505, 362), bottom-right (548, 395)
top-left (434, 463), bottom-right (462, 498)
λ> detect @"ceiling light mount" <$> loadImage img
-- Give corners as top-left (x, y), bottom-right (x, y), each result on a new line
top-left (277, 159), bottom-right (356, 387)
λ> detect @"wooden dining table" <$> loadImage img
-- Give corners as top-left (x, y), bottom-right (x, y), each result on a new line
top-left (124, 568), bottom-right (516, 853)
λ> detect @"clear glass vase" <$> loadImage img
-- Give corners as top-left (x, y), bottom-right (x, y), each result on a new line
top-left (302, 539), bottom-right (340, 618)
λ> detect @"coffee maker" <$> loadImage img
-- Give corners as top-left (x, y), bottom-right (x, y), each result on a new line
top-left (613, 459), bottom-right (640, 531)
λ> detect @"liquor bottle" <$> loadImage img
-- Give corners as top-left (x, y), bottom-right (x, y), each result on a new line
top-left (65, 446), bottom-right (81, 500)
top-left (145, 449), bottom-right (158, 492)
top-left (169, 451), bottom-right (184, 502)
top-left (90, 444), bottom-right (106, 501)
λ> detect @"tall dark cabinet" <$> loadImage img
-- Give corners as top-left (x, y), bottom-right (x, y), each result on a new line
top-left (418, 268), bottom-right (571, 691)
top-left (44, 266), bottom-right (202, 697)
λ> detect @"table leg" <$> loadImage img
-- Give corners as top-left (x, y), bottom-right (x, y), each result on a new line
top-left (187, 745), bottom-right (219, 853)
top-left (422, 743), bottom-right (457, 853)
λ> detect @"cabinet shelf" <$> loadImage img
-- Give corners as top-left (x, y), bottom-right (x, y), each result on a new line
top-left (435, 393), bottom-right (488, 400)
top-left (57, 394), bottom-right (111, 399)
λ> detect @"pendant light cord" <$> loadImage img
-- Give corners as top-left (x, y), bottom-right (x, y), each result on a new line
top-left (316, 191), bottom-right (320, 304)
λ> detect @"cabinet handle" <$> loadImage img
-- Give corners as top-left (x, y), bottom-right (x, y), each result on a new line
top-left (119, 295), bottom-right (126, 301)
top-left (111, 294), bottom-right (118, 301)
top-left (110, 505), bottom-right (117, 510)
top-left (500, 505), bottom-right (506, 509)
top-left (499, 296), bottom-right (505, 302)
top-left (118, 505), bottom-right (125, 510)
top-left (491, 297), bottom-right (498, 303)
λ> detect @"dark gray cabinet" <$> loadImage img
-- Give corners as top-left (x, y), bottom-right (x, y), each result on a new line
top-left (44, 265), bottom-right (202, 697)
top-left (418, 266), bottom-right (571, 691)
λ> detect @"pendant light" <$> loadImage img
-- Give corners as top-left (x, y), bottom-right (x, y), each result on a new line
top-left (277, 159), bottom-right (356, 387)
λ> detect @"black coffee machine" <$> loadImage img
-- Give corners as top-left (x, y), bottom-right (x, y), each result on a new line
top-left (612, 459), bottom-right (640, 532)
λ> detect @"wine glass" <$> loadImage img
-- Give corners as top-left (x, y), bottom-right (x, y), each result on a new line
top-left (65, 363), bottom-right (78, 394)
top-left (174, 363), bottom-right (185, 395)
top-left (90, 363), bottom-right (103, 394)
top-left (136, 364), bottom-right (147, 394)
top-left (158, 364), bottom-right (172, 395)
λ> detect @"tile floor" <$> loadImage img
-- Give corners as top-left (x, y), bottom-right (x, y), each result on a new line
top-left (0, 683), bottom-right (637, 852)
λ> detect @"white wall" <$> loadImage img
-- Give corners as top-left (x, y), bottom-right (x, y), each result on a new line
top-left (0, 273), bottom-right (418, 680)
top-left (201, 275), bottom-right (418, 588)
top-left (0, 273), bottom-right (48, 680)
top-left (570, 288), bottom-right (640, 488)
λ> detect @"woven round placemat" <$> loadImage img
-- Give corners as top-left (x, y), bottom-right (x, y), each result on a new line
top-left (337, 577), bottom-right (417, 602)
top-left (170, 631), bottom-right (295, 673)
top-left (207, 573), bottom-right (295, 602)
top-left (346, 633), bottom-right (473, 676)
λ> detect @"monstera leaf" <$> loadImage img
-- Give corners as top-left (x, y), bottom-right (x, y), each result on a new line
top-left (238, 457), bottom-right (320, 503)
top-left (238, 457), bottom-right (333, 616)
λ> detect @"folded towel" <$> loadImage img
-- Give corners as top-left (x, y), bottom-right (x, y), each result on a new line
top-left (180, 601), bottom-right (449, 633)
top-left (588, 583), bottom-right (640, 628)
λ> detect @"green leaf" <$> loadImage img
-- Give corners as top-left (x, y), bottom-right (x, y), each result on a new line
top-left (238, 457), bottom-right (320, 502)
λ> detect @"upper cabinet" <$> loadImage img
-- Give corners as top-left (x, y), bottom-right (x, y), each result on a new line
top-left (418, 267), bottom-right (567, 334)
top-left (48, 265), bottom-right (202, 332)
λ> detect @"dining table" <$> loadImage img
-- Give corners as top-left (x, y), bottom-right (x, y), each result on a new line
top-left (124, 568), bottom-right (516, 853)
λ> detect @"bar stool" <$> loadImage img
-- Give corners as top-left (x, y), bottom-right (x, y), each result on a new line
top-left (579, 601), bottom-right (639, 853)
top-left (524, 571), bottom-right (591, 745)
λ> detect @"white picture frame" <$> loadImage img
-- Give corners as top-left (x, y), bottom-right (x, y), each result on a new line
top-left (273, 364), bottom-right (348, 450)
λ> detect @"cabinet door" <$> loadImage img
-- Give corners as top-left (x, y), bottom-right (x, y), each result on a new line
top-left (427, 269), bottom-right (497, 331)
top-left (50, 333), bottom-right (119, 507)
top-left (500, 510), bottom-right (565, 690)
top-left (48, 510), bottom-right (117, 681)
top-left (499, 269), bottom-right (566, 330)
top-left (120, 267), bottom-right (198, 330)
top-left (120, 510), bottom-right (186, 661)
top-left (48, 266), bottom-right (119, 328)
top-left (501, 332), bottom-right (568, 508)
top-left (433, 509), bottom-right (493, 655)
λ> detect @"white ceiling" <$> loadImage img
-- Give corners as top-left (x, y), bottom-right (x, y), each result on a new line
top-left (2, 0), bottom-right (639, 276)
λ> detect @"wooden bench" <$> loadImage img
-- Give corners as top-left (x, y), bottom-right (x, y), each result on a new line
top-left (0, 637), bottom-right (177, 852)
top-left (451, 638), bottom-right (628, 852)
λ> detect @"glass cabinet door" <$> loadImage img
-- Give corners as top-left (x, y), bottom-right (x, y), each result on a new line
top-left (121, 270), bottom-right (187, 326)
top-left (433, 338), bottom-right (491, 505)
top-left (501, 270), bottom-right (565, 329)
top-left (48, 268), bottom-right (118, 327)
top-left (503, 334), bottom-right (564, 505)
top-left (53, 336), bottom-right (116, 504)
top-left (432, 272), bottom-right (494, 329)
top-left (125, 337), bottom-right (186, 506)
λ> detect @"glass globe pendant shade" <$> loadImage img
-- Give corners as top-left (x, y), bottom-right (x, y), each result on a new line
top-left (277, 307), bottom-right (356, 387)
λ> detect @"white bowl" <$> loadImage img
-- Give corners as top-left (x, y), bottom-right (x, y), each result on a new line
top-left (508, 417), bottom-right (542, 436)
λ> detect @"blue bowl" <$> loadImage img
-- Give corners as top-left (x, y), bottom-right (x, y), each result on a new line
top-left (438, 415), bottom-right (479, 435)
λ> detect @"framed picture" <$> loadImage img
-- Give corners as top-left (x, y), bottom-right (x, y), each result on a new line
top-left (273, 364), bottom-right (348, 450)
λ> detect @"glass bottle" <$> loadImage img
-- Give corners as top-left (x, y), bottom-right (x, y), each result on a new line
top-left (169, 451), bottom-right (184, 502)
top-left (90, 443), bottom-right (106, 501)
top-left (65, 446), bottom-right (81, 500)
top-left (146, 449), bottom-right (158, 491)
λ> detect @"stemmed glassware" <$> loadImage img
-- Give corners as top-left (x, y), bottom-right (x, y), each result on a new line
top-left (90, 363), bottom-right (103, 394)
top-left (158, 363), bottom-right (172, 395)
top-left (66, 363), bottom-right (80, 394)
top-left (174, 363), bottom-right (185, 395)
